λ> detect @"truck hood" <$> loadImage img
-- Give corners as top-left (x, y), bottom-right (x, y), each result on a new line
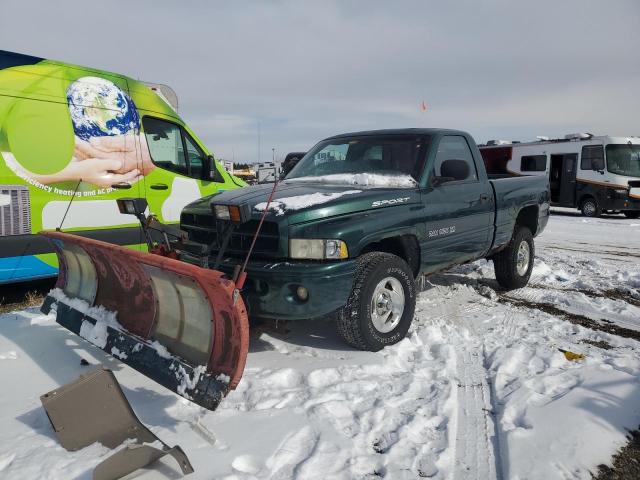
top-left (187, 180), bottom-right (421, 224)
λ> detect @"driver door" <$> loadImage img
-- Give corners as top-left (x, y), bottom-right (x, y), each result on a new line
top-left (420, 135), bottom-right (494, 272)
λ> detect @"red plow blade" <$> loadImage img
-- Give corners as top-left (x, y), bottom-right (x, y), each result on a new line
top-left (40, 231), bottom-right (249, 411)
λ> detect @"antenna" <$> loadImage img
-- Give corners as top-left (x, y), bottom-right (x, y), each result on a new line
top-left (57, 179), bottom-right (82, 231)
top-left (257, 121), bottom-right (261, 163)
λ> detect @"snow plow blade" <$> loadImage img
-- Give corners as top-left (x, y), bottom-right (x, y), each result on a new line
top-left (40, 231), bottom-right (249, 411)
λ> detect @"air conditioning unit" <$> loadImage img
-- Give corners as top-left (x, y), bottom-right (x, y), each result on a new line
top-left (564, 133), bottom-right (593, 140)
top-left (0, 185), bottom-right (31, 236)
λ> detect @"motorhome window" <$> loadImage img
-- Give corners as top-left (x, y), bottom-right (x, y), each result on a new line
top-left (581, 145), bottom-right (603, 170)
top-left (520, 155), bottom-right (546, 172)
top-left (142, 117), bottom-right (188, 175)
top-left (432, 135), bottom-right (478, 183)
top-left (183, 131), bottom-right (205, 178)
top-left (606, 144), bottom-right (640, 177)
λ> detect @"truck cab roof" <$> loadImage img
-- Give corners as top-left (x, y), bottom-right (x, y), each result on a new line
top-left (323, 128), bottom-right (470, 141)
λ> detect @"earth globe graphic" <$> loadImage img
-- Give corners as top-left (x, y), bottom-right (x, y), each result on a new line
top-left (67, 76), bottom-right (139, 141)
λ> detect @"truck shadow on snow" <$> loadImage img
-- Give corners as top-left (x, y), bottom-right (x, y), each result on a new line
top-left (249, 316), bottom-right (356, 354)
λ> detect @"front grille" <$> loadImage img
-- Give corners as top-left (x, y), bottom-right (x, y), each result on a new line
top-left (181, 213), bottom-right (281, 257)
top-left (0, 185), bottom-right (31, 236)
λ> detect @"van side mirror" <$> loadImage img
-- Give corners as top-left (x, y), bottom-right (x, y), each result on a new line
top-left (203, 155), bottom-right (224, 182)
top-left (591, 158), bottom-right (605, 171)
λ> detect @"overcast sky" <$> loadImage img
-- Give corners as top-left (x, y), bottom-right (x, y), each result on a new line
top-left (2, 0), bottom-right (639, 163)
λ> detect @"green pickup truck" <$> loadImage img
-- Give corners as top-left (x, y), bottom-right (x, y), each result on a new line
top-left (179, 129), bottom-right (550, 351)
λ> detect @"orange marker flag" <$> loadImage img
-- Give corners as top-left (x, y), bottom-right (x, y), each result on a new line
top-left (421, 101), bottom-right (428, 112)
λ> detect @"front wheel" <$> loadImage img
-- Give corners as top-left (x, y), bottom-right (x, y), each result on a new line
top-left (581, 197), bottom-right (601, 217)
top-left (493, 227), bottom-right (534, 290)
top-left (623, 211), bottom-right (640, 219)
top-left (336, 252), bottom-right (416, 351)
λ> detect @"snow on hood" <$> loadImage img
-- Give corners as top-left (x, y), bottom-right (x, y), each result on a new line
top-left (286, 173), bottom-right (418, 188)
top-left (254, 190), bottom-right (362, 215)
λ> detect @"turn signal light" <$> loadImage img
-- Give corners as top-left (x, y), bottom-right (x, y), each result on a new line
top-left (229, 205), bottom-right (242, 223)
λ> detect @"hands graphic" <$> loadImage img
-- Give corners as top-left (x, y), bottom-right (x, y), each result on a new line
top-left (74, 134), bottom-right (155, 176)
top-left (33, 134), bottom-right (155, 187)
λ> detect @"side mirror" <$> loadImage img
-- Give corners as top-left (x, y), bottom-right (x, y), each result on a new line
top-left (203, 155), bottom-right (224, 182)
top-left (428, 160), bottom-right (470, 188)
top-left (591, 158), bottom-right (605, 171)
top-left (440, 159), bottom-right (470, 181)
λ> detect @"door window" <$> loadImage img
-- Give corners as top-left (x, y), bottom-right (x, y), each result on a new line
top-left (142, 117), bottom-right (188, 176)
top-left (581, 145), bottom-right (603, 170)
top-left (142, 117), bottom-right (218, 180)
top-left (432, 136), bottom-right (478, 183)
top-left (184, 132), bottom-right (205, 178)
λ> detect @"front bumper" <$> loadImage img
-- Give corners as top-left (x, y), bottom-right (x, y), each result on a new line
top-left (603, 193), bottom-right (640, 211)
top-left (181, 252), bottom-right (356, 321)
top-left (620, 196), bottom-right (640, 211)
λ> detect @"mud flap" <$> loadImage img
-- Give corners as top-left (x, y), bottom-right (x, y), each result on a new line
top-left (41, 367), bottom-right (194, 479)
top-left (40, 231), bottom-right (249, 411)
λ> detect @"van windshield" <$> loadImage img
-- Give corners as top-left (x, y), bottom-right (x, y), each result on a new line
top-left (606, 144), bottom-right (640, 178)
top-left (286, 135), bottom-right (427, 187)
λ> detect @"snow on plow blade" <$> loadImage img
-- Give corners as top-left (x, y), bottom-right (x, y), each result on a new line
top-left (40, 231), bottom-right (249, 411)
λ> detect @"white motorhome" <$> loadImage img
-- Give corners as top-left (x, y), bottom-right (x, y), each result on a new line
top-left (479, 134), bottom-right (640, 218)
top-left (256, 161), bottom-right (281, 184)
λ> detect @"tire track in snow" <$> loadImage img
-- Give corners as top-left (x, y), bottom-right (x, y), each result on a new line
top-left (418, 281), bottom-right (499, 480)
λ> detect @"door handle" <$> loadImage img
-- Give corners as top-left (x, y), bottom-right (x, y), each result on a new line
top-left (150, 183), bottom-right (168, 191)
top-left (479, 194), bottom-right (490, 203)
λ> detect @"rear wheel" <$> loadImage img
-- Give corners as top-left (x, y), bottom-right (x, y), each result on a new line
top-left (581, 197), bottom-right (601, 217)
top-left (336, 252), bottom-right (416, 351)
top-left (623, 211), bottom-right (640, 219)
top-left (493, 227), bottom-right (534, 290)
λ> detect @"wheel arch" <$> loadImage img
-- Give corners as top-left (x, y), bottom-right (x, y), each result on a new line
top-left (359, 234), bottom-right (421, 277)
top-left (578, 193), bottom-right (597, 208)
top-left (515, 205), bottom-right (539, 236)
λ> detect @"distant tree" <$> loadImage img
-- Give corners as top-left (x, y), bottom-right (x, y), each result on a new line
top-left (233, 162), bottom-right (251, 170)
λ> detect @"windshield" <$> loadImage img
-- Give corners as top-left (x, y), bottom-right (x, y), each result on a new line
top-left (286, 135), bottom-right (428, 187)
top-left (606, 144), bottom-right (640, 178)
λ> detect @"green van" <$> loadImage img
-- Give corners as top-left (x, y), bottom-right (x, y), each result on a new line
top-left (0, 50), bottom-right (244, 283)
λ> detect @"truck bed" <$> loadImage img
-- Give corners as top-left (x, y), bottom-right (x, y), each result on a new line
top-left (489, 175), bottom-right (551, 250)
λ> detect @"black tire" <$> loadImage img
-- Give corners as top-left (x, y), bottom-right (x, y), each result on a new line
top-left (336, 252), bottom-right (416, 351)
top-left (623, 211), bottom-right (640, 219)
top-left (581, 197), bottom-right (601, 217)
top-left (493, 226), bottom-right (534, 290)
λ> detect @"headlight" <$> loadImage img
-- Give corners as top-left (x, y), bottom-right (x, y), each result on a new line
top-left (290, 239), bottom-right (349, 260)
top-left (214, 205), bottom-right (230, 220)
top-left (213, 204), bottom-right (245, 222)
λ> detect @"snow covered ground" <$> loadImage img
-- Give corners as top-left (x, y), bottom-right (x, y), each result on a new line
top-left (1, 209), bottom-right (639, 479)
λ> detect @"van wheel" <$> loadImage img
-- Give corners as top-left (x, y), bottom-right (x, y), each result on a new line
top-left (623, 211), bottom-right (640, 219)
top-left (336, 252), bottom-right (416, 351)
top-left (493, 227), bottom-right (534, 290)
top-left (581, 197), bottom-right (601, 217)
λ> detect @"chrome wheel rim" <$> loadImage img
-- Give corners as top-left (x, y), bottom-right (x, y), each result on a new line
top-left (583, 201), bottom-right (596, 216)
top-left (516, 241), bottom-right (530, 276)
top-left (370, 277), bottom-right (405, 333)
